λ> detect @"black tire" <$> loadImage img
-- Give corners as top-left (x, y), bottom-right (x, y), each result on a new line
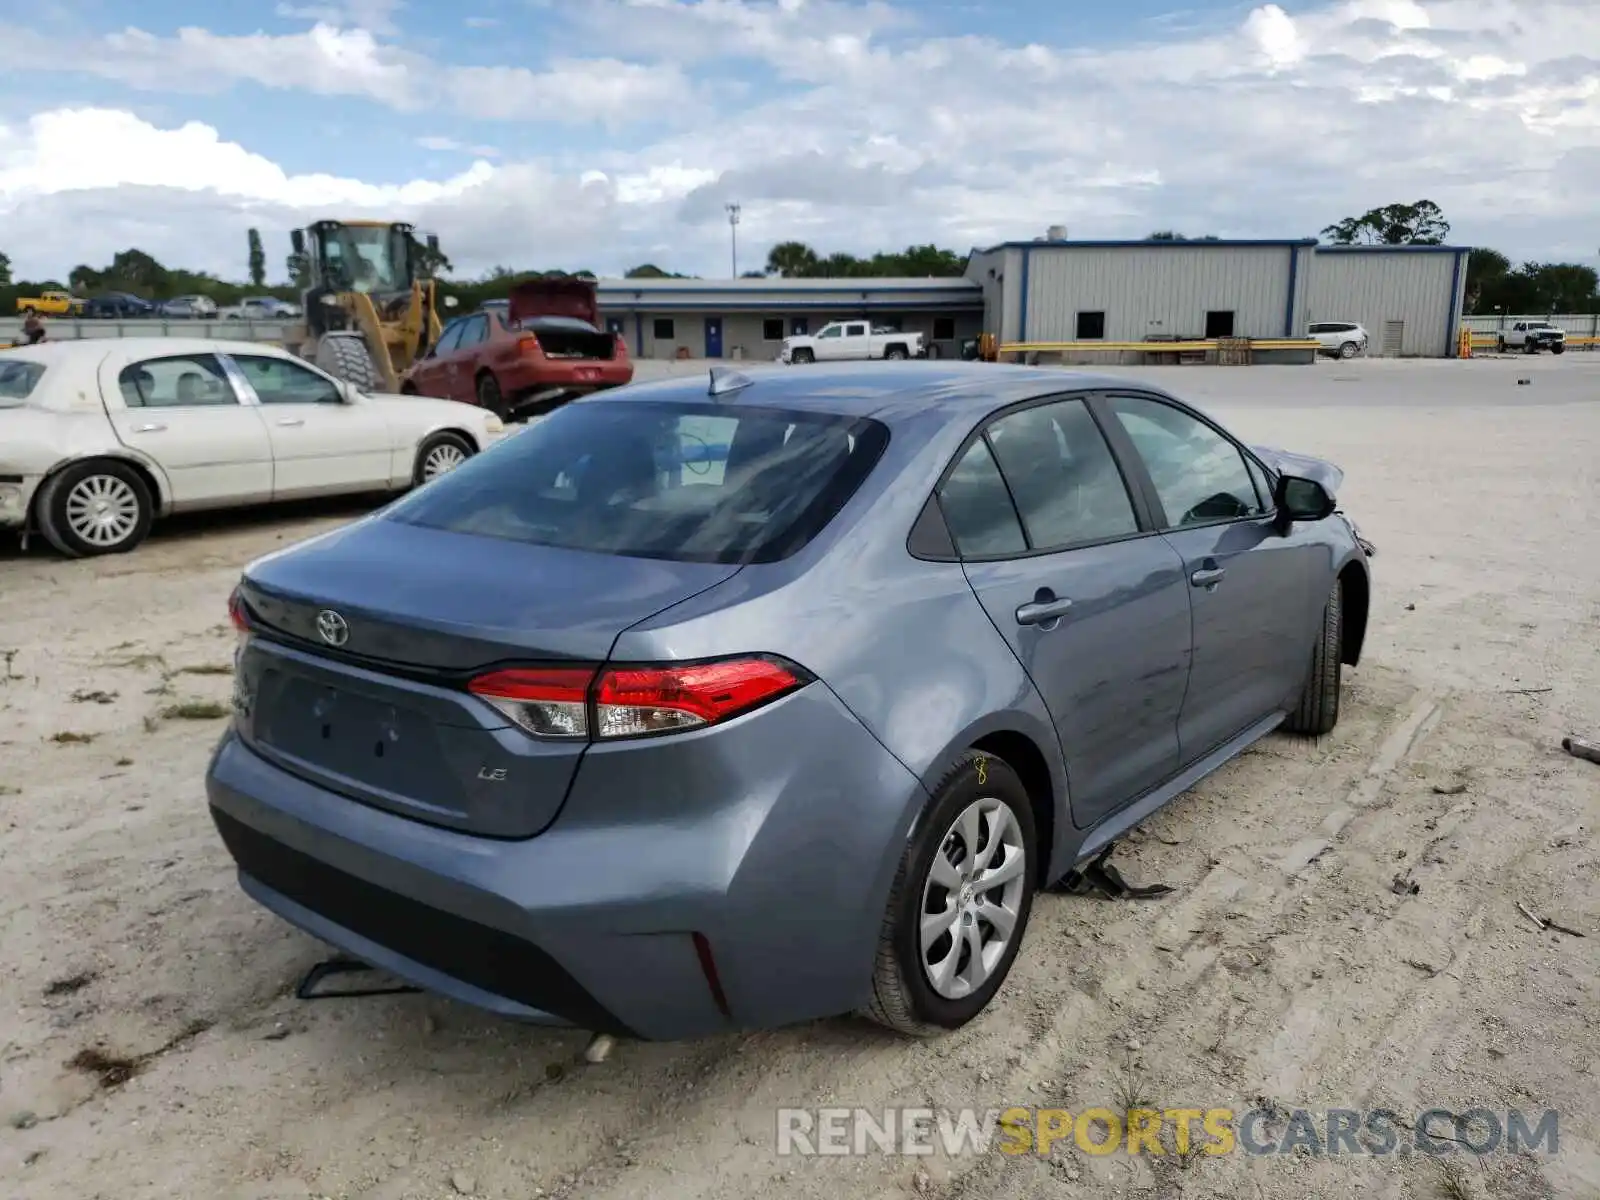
top-left (1524, 340), bottom-right (1538, 355)
top-left (476, 371), bottom-right (509, 420)
top-left (1496, 338), bottom-right (1506, 354)
top-left (412, 432), bottom-right (475, 487)
top-left (400, 381), bottom-right (419, 395)
top-left (885, 345), bottom-right (909, 360)
top-left (1338, 341), bottom-right (1358, 360)
top-left (314, 332), bottom-right (379, 390)
top-left (35, 459), bottom-right (154, 558)
top-left (1552, 343), bottom-right (1565, 356)
top-left (791, 348), bottom-right (814, 365)
top-left (863, 752), bottom-right (1038, 1036)
top-left (1283, 579), bottom-right (1343, 736)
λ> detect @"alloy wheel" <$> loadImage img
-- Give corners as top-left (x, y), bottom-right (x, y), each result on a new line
top-left (918, 797), bottom-right (1028, 1000)
top-left (422, 443), bottom-right (467, 479)
top-left (64, 474), bottom-right (142, 548)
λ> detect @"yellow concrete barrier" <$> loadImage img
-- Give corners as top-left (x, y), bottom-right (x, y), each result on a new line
top-left (1000, 338), bottom-right (1322, 354)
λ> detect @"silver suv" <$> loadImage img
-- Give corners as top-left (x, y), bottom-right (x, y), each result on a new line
top-left (1308, 322), bottom-right (1369, 359)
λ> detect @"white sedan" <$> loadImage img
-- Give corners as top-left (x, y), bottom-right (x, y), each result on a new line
top-left (0, 337), bottom-right (505, 557)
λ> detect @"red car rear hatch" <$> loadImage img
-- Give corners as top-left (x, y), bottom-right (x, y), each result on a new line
top-left (507, 278), bottom-right (600, 327)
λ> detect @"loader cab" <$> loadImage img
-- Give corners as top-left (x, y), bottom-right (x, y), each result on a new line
top-left (291, 220), bottom-right (440, 337)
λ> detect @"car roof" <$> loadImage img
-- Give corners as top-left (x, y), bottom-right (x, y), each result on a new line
top-left (589, 361), bottom-right (1156, 423)
top-left (3, 338), bottom-right (292, 369)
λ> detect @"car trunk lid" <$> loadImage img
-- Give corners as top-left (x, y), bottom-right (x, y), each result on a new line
top-left (233, 517), bottom-right (740, 837)
top-left (507, 280), bottom-right (616, 360)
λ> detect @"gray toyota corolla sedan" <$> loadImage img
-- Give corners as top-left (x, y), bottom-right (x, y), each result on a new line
top-left (207, 361), bottom-right (1374, 1040)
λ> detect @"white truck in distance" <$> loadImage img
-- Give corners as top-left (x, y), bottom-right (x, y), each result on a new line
top-left (1497, 321), bottom-right (1567, 354)
top-left (780, 320), bottom-right (925, 364)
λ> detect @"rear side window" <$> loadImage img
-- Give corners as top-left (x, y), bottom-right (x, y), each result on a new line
top-left (386, 400), bottom-right (889, 564)
top-left (985, 399), bottom-right (1138, 550)
top-left (0, 360), bottom-right (46, 406)
top-left (118, 354), bottom-right (236, 408)
top-left (937, 439), bottom-right (1026, 557)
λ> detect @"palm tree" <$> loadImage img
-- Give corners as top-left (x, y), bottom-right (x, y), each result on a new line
top-left (765, 241), bottom-right (820, 278)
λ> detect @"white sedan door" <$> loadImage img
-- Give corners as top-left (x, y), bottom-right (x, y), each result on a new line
top-left (224, 352), bottom-right (394, 498)
top-left (100, 350), bottom-right (273, 509)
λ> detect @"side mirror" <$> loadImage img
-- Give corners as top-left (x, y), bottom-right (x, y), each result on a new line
top-left (1274, 474), bottom-right (1335, 523)
top-left (443, 295), bottom-right (460, 309)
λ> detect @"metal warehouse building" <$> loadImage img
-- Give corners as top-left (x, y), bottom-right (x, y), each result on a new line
top-left (596, 277), bottom-right (985, 362)
top-left (593, 237), bottom-right (1470, 362)
top-left (963, 237), bottom-right (1470, 359)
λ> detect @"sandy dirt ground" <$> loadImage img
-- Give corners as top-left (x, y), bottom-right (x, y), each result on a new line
top-left (1, 355), bottom-right (1596, 1200)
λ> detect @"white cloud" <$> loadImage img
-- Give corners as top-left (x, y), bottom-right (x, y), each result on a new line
top-left (276, 0), bottom-right (405, 36)
top-left (1, 0), bottom-right (1599, 279)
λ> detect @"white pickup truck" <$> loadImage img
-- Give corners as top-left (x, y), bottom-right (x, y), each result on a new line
top-left (1496, 321), bottom-right (1567, 355)
top-left (780, 320), bottom-right (925, 364)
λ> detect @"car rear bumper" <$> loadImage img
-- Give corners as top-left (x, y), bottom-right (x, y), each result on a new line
top-left (501, 360), bottom-right (633, 395)
top-left (204, 680), bottom-right (926, 1040)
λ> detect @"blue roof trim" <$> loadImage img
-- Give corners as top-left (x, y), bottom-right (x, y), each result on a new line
top-left (971, 238), bottom-right (1320, 252)
top-left (595, 282), bottom-right (981, 296)
top-left (1313, 244), bottom-right (1469, 254)
top-left (596, 299), bottom-right (984, 312)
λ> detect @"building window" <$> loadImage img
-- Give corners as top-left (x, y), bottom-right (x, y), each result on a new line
top-left (1076, 311), bottom-right (1106, 340)
top-left (653, 318), bottom-right (675, 340)
top-left (790, 317), bottom-right (809, 336)
top-left (933, 317), bottom-right (955, 341)
top-left (762, 318), bottom-right (784, 341)
top-left (1205, 310), bottom-right (1235, 338)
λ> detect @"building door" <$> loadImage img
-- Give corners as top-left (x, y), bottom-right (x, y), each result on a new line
top-left (705, 317), bottom-right (724, 359)
top-left (1382, 320), bottom-right (1405, 356)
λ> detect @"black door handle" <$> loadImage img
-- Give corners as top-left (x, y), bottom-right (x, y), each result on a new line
top-left (1016, 590), bottom-right (1073, 626)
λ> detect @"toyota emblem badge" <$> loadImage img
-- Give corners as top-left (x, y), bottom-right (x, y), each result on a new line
top-left (315, 609), bottom-right (350, 647)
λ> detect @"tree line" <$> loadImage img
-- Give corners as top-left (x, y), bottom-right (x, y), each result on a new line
top-left (1, 205), bottom-right (1594, 317)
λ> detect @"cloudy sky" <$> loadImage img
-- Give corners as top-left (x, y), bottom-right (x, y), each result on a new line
top-left (0, 0), bottom-right (1594, 283)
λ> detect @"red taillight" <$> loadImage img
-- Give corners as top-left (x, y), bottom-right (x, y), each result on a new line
top-left (466, 657), bottom-right (806, 740)
top-left (468, 666), bottom-right (594, 738)
top-left (228, 587), bottom-right (249, 633)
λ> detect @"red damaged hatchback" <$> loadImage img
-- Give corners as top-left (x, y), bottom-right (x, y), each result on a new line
top-left (401, 278), bottom-right (634, 420)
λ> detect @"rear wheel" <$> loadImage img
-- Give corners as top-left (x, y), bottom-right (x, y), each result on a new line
top-left (36, 460), bottom-right (154, 558)
top-left (476, 371), bottom-right (509, 420)
top-left (1283, 579), bottom-right (1343, 736)
top-left (863, 753), bottom-right (1037, 1036)
top-left (314, 332), bottom-right (379, 390)
top-left (1524, 340), bottom-right (1538, 355)
top-left (413, 432), bottom-right (475, 486)
top-left (1496, 337), bottom-right (1506, 353)
top-left (885, 345), bottom-right (909, 360)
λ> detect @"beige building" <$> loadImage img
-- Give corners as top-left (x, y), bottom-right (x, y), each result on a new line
top-left (595, 277), bottom-right (986, 362)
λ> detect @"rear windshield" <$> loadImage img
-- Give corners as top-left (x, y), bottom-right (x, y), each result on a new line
top-left (0, 360), bottom-right (46, 406)
top-left (385, 399), bottom-right (890, 564)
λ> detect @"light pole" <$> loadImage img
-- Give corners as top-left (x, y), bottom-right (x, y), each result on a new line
top-left (725, 202), bottom-right (741, 278)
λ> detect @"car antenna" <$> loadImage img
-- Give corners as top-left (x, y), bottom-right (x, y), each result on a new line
top-left (708, 366), bottom-right (754, 399)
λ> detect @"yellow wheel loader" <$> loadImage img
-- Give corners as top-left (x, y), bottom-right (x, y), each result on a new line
top-left (283, 220), bottom-right (458, 392)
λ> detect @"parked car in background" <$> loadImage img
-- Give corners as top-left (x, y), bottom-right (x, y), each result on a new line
top-left (83, 292), bottom-right (156, 319)
top-left (205, 361), bottom-right (1373, 1042)
top-left (1497, 321), bottom-right (1566, 355)
top-left (159, 295), bottom-right (220, 320)
top-left (781, 320), bottom-right (925, 364)
top-left (220, 296), bottom-right (303, 321)
top-left (14, 290), bottom-right (83, 317)
top-left (1307, 321), bottom-right (1369, 359)
top-left (0, 338), bottom-right (504, 557)
top-left (401, 278), bottom-right (632, 420)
